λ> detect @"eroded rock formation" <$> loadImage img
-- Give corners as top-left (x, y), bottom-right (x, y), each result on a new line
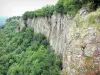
top-left (17, 9), bottom-right (100, 75)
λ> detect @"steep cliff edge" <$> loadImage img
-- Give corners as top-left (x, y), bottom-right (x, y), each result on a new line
top-left (17, 9), bottom-right (100, 75)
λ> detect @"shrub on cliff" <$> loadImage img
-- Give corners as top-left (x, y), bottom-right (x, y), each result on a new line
top-left (55, 0), bottom-right (64, 14)
top-left (55, 0), bottom-right (100, 15)
top-left (22, 5), bottom-right (55, 20)
top-left (22, 0), bottom-right (100, 19)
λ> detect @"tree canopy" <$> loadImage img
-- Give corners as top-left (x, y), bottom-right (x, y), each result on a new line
top-left (22, 5), bottom-right (55, 20)
top-left (0, 20), bottom-right (61, 75)
top-left (22, 0), bottom-right (100, 19)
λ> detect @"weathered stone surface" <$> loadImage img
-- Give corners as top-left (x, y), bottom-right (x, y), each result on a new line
top-left (80, 9), bottom-right (88, 16)
top-left (16, 12), bottom-right (100, 75)
top-left (95, 15), bottom-right (100, 23)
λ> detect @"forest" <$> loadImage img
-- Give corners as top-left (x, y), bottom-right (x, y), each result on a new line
top-left (0, 20), bottom-right (61, 75)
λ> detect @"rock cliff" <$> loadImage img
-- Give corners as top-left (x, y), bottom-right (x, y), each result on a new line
top-left (17, 9), bottom-right (100, 75)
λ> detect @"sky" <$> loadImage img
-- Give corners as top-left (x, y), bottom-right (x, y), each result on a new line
top-left (0, 0), bottom-right (58, 17)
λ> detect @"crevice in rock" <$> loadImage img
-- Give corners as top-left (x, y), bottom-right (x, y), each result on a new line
top-left (81, 44), bottom-right (86, 56)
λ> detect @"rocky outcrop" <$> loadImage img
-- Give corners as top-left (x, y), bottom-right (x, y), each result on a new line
top-left (17, 9), bottom-right (100, 75)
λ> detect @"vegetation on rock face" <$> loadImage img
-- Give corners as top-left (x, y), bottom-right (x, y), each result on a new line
top-left (55, 0), bottom-right (100, 15)
top-left (77, 56), bottom-right (100, 75)
top-left (0, 20), bottom-right (61, 75)
top-left (77, 8), bottom-right (100, 28)
top-left (22, 0), bottom-right (100, 20)
top-left (22, 5), bottom-right (55, 20)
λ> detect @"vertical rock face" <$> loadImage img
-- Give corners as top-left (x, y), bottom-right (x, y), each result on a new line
top-left (26, 13), bottom-right (76, 55)
top-left (18, 10), bottom-right (100, 74)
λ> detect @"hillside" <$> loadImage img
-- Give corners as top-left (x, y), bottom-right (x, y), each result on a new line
top-left (0, 21), bottom-right (61, 75)
top-left (1, 0), bottom-right (100, 75)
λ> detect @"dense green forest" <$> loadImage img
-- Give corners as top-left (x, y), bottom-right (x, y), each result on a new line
top-left (0, 20), bottom-right (61, 75)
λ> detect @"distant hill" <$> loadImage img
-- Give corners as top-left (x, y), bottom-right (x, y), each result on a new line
top-left (0, 17), bottom-right (7, 26)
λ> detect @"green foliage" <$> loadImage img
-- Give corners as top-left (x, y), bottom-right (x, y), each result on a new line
top-left (55, 0), bottom-right (64, 13)
top-left (6, 16), bottom-right (21, 22)
top-left (55, 0), bottom-right (100, 15)
top-left (0, 20), bottom-right (61, 75)
top-left (55, 0), bottom-right (82, 15)
top-left (22, 5), bottom-right (55, 20)
top-left (22, 0), bottom-right (100, 19)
